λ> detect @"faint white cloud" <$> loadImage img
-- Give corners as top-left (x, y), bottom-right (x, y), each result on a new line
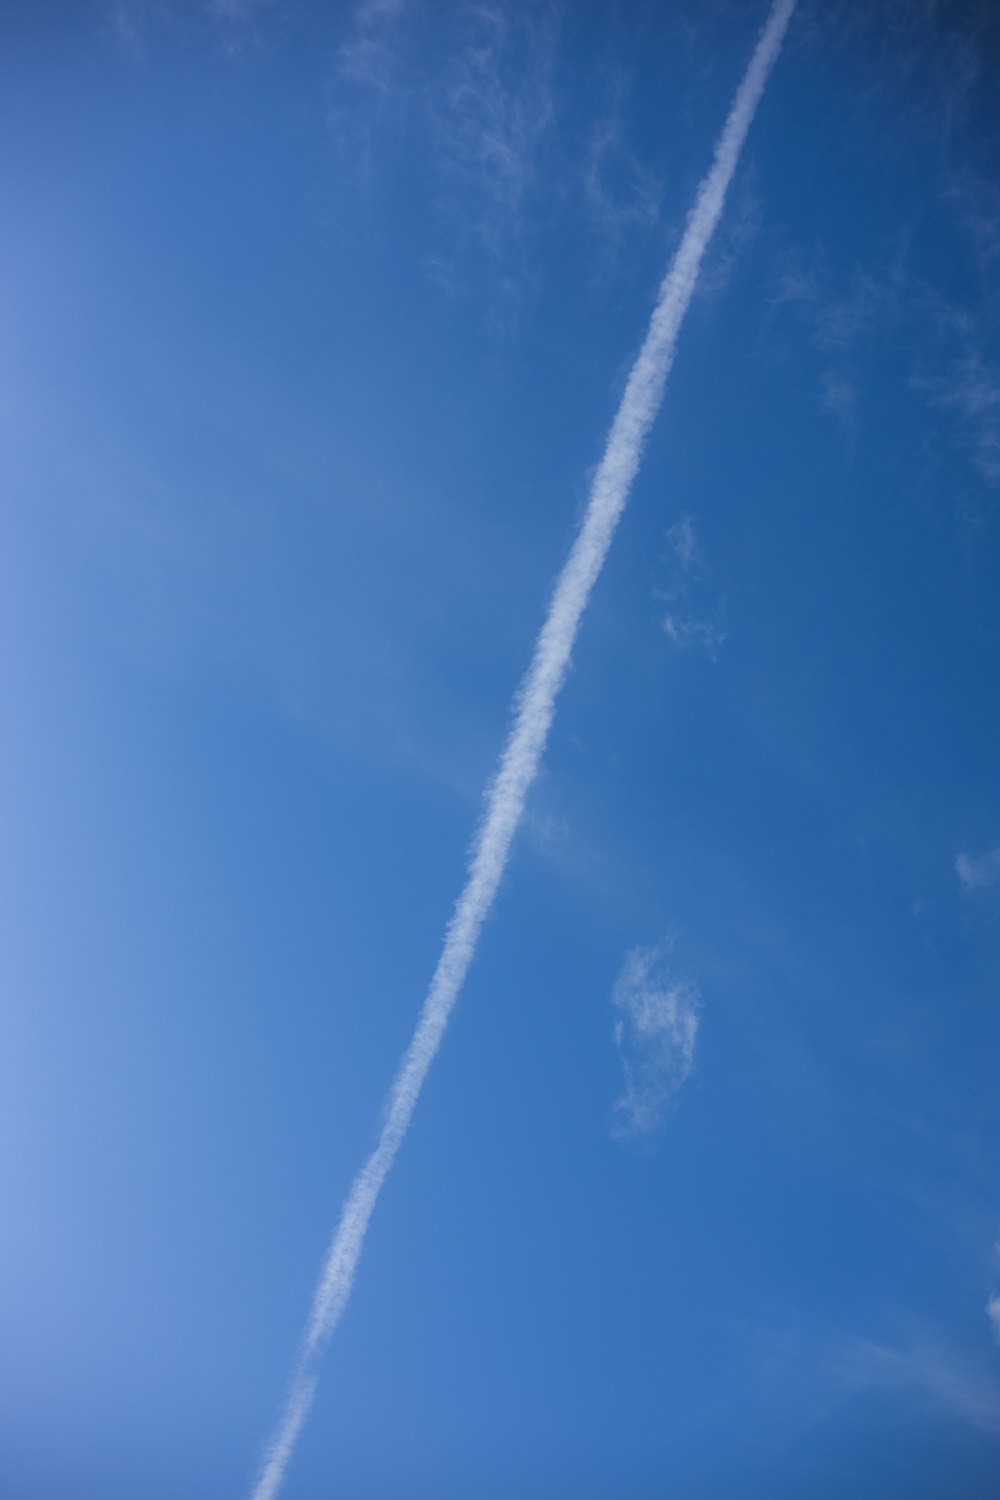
top-left (767, 259), bottom-right (899, 431)
top-left (770, 249), bottom-right (1000, 486)
top-left (664, 513), bottom-right (700, 572)
top-left (754, 1313), bottom-right (1000, 1437)
top-left (611, 945), bottom-right (699, 1142)
top-left (327, 0), bottom-right (415, 177)
top-left (987, 1297), bottom-right (1000, 1347)
top-left (106, 0), bottom-right (270, 55)
top-left (768, 264), bottom-right (820, 312)
top-left (956, 846), bottom-right (1000, 893)
top-left (834, 1336), bottom-right (1000, 1433)
top-left (657, 515), bottom-right (725, 659)
top-left (330, 0), bottom-right (557, 309)
top-left (106, 0), bottom-right (145, 55)
top-left (337, 0), bottom-right (409, 95)
top-left (662, 612), bottom-right (726, 657)
top-left (435, 3), bottom-right (558, 261)
top-left (925, 352), bottom-right (1000, 486)
top-left (769, 257), bottom-right (895, 350)
top-left (582, 72), bottom-right (662, 269)
top-left (945, 167), bottom-right (1000, 273)
top-left (814, 270), bottom-right (888, 353)
top-left (820, 369), bottom-right (856, 431)
top-left (523, 807), bottom-right (570, 859)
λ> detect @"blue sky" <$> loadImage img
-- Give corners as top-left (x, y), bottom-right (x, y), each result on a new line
top-left (3, 1), bottom-right (1000, 1496)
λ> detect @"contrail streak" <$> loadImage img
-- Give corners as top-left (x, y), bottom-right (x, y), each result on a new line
top-left (250, 2), bottom-right (796, 1493)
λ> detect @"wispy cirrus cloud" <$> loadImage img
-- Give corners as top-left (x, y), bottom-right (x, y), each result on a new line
top-left (432, 2), bottom-right (558, 288)
top-left (771, 249), bottom-right (1000, 488)
top-left (329, 0), bottom-right (558, 305)
top-left (987, 1296), bottom-right (1000, 1346)
top-left (752, 1310), bottom-right (1000, 1438)
top-left (611, 945), bottom-right (700, 1141)
top-left (764, 1), bottom-right (1000, 485)
top-left (657, 515), bottom-right (726, 659)
top-left (329, 0), bottom-right (777, 311)
top-left (956, 846), bottom-right (1000, 894)
top-left (834, 1335), bottom-right (1000, 1433)
top-left (925, 351), bottom-right (1000, 486)
top-left (768, 257), bottom-right (897, 433)
top-left (338, 0), bottom-right (410, 93)
top-left (107, 0), bottom-right (269, 54)
top-left (945, 166), bottom-right (1000, 274)
top-left (763, 0), bottom-right (1000, 491)
top-left (582, 71), bottom-right (663, 269)
top-left (328, 0), bottom-right (416, 177)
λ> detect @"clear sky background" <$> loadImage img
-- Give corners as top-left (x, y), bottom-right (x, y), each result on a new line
top-left (3, 1), bottom-right (1000, 1497)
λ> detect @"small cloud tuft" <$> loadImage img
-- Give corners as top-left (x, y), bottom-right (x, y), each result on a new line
top-left (611, 946), bottom-right (699, 1142)
top-left (956, 847), bottom-right (1000, 893)
top-left (664, 514), bottom-right (700, 572)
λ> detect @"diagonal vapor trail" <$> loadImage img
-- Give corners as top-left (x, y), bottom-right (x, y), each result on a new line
top-left (249, 2), bottom-right (796, 1494)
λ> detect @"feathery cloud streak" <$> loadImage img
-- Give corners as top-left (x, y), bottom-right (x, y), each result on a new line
top-left (250, 3), bottom-right (797, 1494)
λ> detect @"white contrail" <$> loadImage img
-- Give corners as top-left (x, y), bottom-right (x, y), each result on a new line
top-left (250, 2), bottom-right (796, 1494)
